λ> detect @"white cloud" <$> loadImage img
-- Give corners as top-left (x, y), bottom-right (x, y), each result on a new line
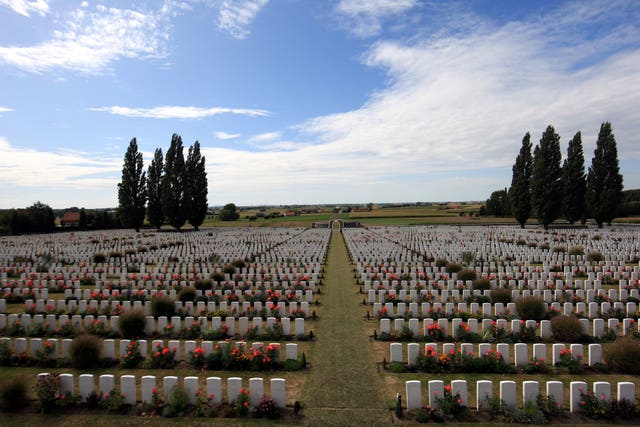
top-left (0, 4), bottom-right (168, 74)
top-left (89, 105), bottom-right (270, 119)
top-left (0, 0), bottom-right (49, 17)
top-left (214, 131), bottom-right (241, 140)
top-left (334, 0), bottom-right (417, 37)
top-left (250, 131), bottom-right (281, 142)
top-left (0, 137), bottom-right (120, 189)
top-left (217, 0), bottom-right (268, 39)
top-left (0, 106), bottom-right (13, 114)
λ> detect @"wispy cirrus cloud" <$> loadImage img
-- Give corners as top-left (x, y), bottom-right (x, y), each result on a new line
top-left (217, 0), bottom-right (269, 39)
top-left (89, 105), bottom-right (270, 119)
top-left (0, 106), bottom-right (13, 114)
top-left (214, 131), bottom-right (241, 140)
top-left (334, 0), bottom-right (417, 37)
top-left (249, 131), bottom-right (281, 142)
top-left (0, 4), bottom-right (169, 74)
top-left (0, 0), bottom-right (49, 17)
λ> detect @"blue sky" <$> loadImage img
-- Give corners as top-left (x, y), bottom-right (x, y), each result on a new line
top-left (0, 0), bottom-right (639, 208)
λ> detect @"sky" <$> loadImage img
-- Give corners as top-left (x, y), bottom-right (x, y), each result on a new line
top-left (0, 0), bottom-right (639, 209)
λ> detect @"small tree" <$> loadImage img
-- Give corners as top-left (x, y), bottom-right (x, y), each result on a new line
top-left (185, 141), bottom-right (208, 230)
top-left (510, 132), bottom-right (533, 228)
top-left (118, 138), bottom-right (147, 232)
top-left (531, 125), bottom-right (562, 229)
top-left (219, 203), bottom-right (239, 221)
top-left (586, 122), bottom-right (624, 228)
top-left (147, 148), bottom-right (164, 230)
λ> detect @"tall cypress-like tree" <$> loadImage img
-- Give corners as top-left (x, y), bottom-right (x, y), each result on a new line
top-left (185, 141), bottom-right (208, 230)
top-left (531, 125), bottom-right (562, 229)
top-left (161, 134), bottom-right (187, 230)
top-left (117, 138), bottom-right (147, 232)
top-left (586, 122), bottom-right (624, 228)
top-left (562, 131), bottom-right (587, 224)
top-left (510, 132), bottom-right (533, 228)
top-left (146, 148), bottom-right (164, 230)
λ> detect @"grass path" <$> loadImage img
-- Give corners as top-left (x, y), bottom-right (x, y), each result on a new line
top-left (301, 230), bottom-right (390, 426)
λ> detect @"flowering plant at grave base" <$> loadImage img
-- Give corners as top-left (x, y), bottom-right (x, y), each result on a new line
top-left (377, 306), bottom-right (389, 319)
top-left (8, 320), bottom-right (26, 337)
top-left (289, 309), bottom-right (306, 319)
top-left (84, 319), bottom-right (112, 337)
top-left (162, 323), bottom-right (176, 337)
top-left (205, 343), bottom-right (280, 371)
top-left (555, 348), bottom-right (584, 374)
top-left (434, 385), bottom-right (467, 421)
top-left (179, 321), bottom-right (202, 339)
top-left (455, 323), bottom-right (482, 343)
top-left (148, 343), bottom-right (177, 369)
top-left (188, 346), bottom-right (206, 369)
top-left (35, 340), bottom-right (56, 366)
top-left (426, 323), bottom-right (446, 341)
top-left (100, 387), bottom-right (127, 413)
top-left (523, 357), bottom-right (550, 374)
top-left (121, 340), bottom-right (145, 369)
top-left (234, 388), bottom-right (251, 417)
top-left (193, 390), bottom-right (218, 418)
top-left (34, 374), bottom-right (58, 413)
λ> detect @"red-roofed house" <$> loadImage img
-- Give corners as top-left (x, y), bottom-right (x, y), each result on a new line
top-left (60, 212), bottom-right (80, 227)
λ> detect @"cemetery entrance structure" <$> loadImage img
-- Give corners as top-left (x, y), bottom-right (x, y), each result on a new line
top-left (311, 219), bottom-right (362, 230)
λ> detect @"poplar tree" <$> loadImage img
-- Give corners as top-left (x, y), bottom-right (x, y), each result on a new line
top-left (146, 148), bottom-right (164, 230)
top-left (117, 138), bottom-right (146, 232)
top-left (510, 132), bottom-right (533, 228)
top-left (185, 141), bottom-right (208, 230)
top-left (531, 125), bottom-right (562, 229)
top-left (586, 122), bottom-right (624, 228)
top-left (562, 131), bottom-right (586, 224)
top-left (161, 133), bottom-right (187, 230)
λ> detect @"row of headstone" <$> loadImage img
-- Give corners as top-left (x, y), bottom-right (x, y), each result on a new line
top-left (40, 372), bottom-right (287, 407)
top-left (2, 337), bottom-right (298, 362)
top-left (372, 300), bottom-right (638, 319)
top-left (0, 313), bottom-right (306, 337)
top-left (390, 341), bottom-right (602, 367)
top-left (379, 317), bottom-right (637, 339)
top-left (404, 379), bottom-right (635, 413)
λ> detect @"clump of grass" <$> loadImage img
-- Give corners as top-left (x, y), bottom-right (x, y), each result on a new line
top-left (151, 295), bottom-right (176, 318)
top-left (117, 309), bottom-right (147, 338)
top-left (457, 268), bottom-right (477, 282)
top-left (491, 287), bottom-right (512, 304)
top-left (473, 278), bottom-right (491, 291)
top-left (445, 262), bottom-right (462, 274)
top-left (551, 315), bottom-right (583, 342)
top-left (70, 334), bottom-right (101, 368)
top-left (516, 296), bottom-right (547, 321)
top-left (604, 338), bottom-right (640, 374)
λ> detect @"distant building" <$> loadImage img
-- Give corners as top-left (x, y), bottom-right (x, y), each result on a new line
top-left (60, 211), bottom-right (80, 227)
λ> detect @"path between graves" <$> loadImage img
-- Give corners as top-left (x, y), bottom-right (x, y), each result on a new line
top-left (302, 230), bottom-right (390, 426)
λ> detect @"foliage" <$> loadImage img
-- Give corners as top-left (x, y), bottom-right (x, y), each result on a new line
top-left (510, 132), bottom-right (533, 228)
top-left (165, 384), bottom-right (189, 416)
top-left (70, 334), bottom-right (101, 368)
top-left (178, 286), bottom-right (197, 303)
top-left (434, 385), bottom-right (467, 421)
top-left (34, 374), bottom-right (58, 413)
top-left (121, 339), bottom-right (145, 368)
top-left (484, 188), bottom-right (511, 217)
top-left (9, 201), bottom-right (56, 234)
top-left (603, 337), bottom-right (640, 374)
top-left (234, 388), bottom-right (251, 416)
top-left (100, 387), bottom-right (126, 413)
top-left (562, 131), bottom-right (587, 224)
top-left (148, 343), bottom-right (177, 369)
top-left (491, 287), bottom-right (512, 304)
top-left (194, 278), bottom-right (213, 291)
top-left (146, 148), bottom-right (164, 230)
top-left (532, 125), bottom-right (563, 229)
top-left (219, 203), bottom-right (240, 221)
top-left (472, 278), bottom-right (491, 291)
top-left (588, 252), bottom-right (604, 262)
top-left (586, 122), bottom-right (624, 228)
top-left (569, 246), bottom-right (584, 256)
top-left (255, 396), bottom-right (280, 419)
top-left (151, 295), bottom-right (176, 317)
top-left (117, 309), bottom-right (147, 338)
top-left (445, 262), bottom-right (462, 274)
top-left (457, 268), bottom-right (477, 281)
top-left (162, 133), bottom-right (187, 230)
top-left (0, 376), bottom-right (29, 411)
top-left (118, 137), bottom-right (147, 232)
top-left (550, 315), bottom-right (583, 342)
top-left (185, 141), bottom-right (208, 230)
top-left (516, 295), bottom-right (547, 321)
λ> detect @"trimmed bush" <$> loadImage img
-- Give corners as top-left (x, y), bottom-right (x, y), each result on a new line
top-left (457, 268), bottom-right (477, 282)
top-left (209, 272), bottom-right (224, 282)
top-left (550, 315), bottom-right (583, 342)
top-left (70, 334), bottom-right (101, 368)
top-left (178, 286), bottom-right (197, 303)
top-left (435, 259), bottom-right (448, 268)
top-left (553, 246), bottom-right (566, 253)
top-left (117, 309), bottom-right (147, 338)
top-left (516, 296), bottom-right (547, 321)
top-left (151, 295), bottom-right (176, 318)
top-left (472, 278), bottom-right (491, 291)
top-left (222, 264), bottom-right (235, 275)
top-left (194, 278), bottom-right (213, 291)
top-left (0, 377), bottom-right (29, 411)
top-left (604, 338), bottom-right (640, 374)
top-left (588, 252), bottom-right (604, 263)
top-left (93, 253), bottom-right (106, 263)
top-left (232, 259), bottom-right (246, 269)
top-left (445, 262), bottom-right (462, 274)
top-left (491, 287), bottom-right (512, 304)
top-left (568, 246), bottom-right (584, 256)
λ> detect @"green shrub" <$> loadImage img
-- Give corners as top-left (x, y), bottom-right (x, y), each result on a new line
top-left (209, 272), bottom-right (224, 282)
top-left (194, 279), bottom-right (213, 291)
top-left (457, 268), bottom-right (477, 282)
top-left (516, 239), bottom-right (527, 246)
top-left (388, 361), bottom-right (408, 373)
top-left (178, 286), bottom-right (197, 303)
top-left (445, 262), bottom-right (462, 274)
top-left (232, 259), bottom-right (246, 269)
top-left (569, 246), bottom-right (584, 256)
top-left (70, 334), bottom-right (101, 368)
top-left (550, 315), bottom-right (583, 342)
top-left (515, 296), bottom-right (547, 321)
top-left (117, 309), bottom-right (147, 338)
top-left (460, 251), bottom-right (475, 265)
top-left (435, 259), bottom-right (448, 268)
top-left (151, 295), bottom-right (176, 318)
top-left (604, 338), bottom-right (640, 374)
top-left (223, 264), bottom-right (236, 275)
top-left (93, 253), bottom-right (106, 263)
top-left (588, 252), bottom-right (604, 263)
top-left (491, 287), bottom-right (512, 304)
top-left (538, 242), bottom-right (550, 250)
top-left (472, 278), bottom-right (491, 291)
top-left (0, 377), bottom-right (29, 411)
top-left (166, 385), bottom-right (189, 416)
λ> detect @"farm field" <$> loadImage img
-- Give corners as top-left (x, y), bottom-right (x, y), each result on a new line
top-left (1, 224), bottom-right (640, 426)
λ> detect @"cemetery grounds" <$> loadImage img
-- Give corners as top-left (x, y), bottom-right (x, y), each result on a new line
top-left (1, 223), bottom-right (640, 426)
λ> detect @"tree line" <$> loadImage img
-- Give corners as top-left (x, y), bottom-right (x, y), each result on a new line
top-left (482, 122), bottom-right (623, 228)
top-left (118, 133), bottom-right (208, 232)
